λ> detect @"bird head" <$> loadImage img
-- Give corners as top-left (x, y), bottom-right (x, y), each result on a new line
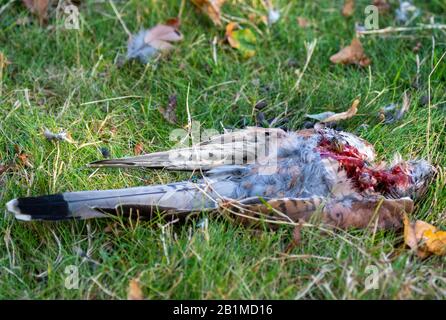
top-left (389, 159), bottom-right (436, 200)
top-left (405, 160), bottom-right (437, 199)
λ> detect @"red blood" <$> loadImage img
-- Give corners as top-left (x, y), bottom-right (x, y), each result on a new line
top-left (317, 138), bottom-right (410, 194)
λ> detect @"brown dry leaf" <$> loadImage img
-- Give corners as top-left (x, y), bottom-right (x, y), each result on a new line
top-left (403, 215), bottom-right (446, 258)
top-left (306, 99), bottom-right (359, 123)
top-left (191, 0), bottom-right (225, 26)
top-left (158, 94), bottom-right (178, 124)
top-left (22, 0), bottom-right (49, 25)
top-left (373, 0), bottom-right (390, 13)
top-left (330, 38), bottom-right (371, 67)
top-left (342, 0), bottom-right (355, 17)
top-left (17, 152), bottom-right (32, 168)
top-left (134, 142), bottom-right (144, 156)
top-left (127, 278), bottom-right (144, 300)
top-left (297, 17), bottom-right (309, 28)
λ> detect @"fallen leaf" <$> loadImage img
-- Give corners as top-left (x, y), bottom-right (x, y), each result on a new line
top-left (404, 215), bottom-right (446, 258)
top-left (342, 0), bottom-right (355, 17)
top-left (297, 17), bottom-right (309, 28)
top-left (127, 278), bottom-right (143, 300)
top-left (330, 38), bottom-right (371, 67)
top-left (158, 94), bottom-right (178, 124)
top-left (134, 142), bottom-right (144, 156)
top-left (306, 99), bottom-right (359, 123)
top-left (373, 0), bottom-right (390, 13)
top-left (127, 24), bottom-right (183, 64)
top-left (225, 22), bottom-right (257, 59)
top-left (22, 0), bottom-right (49, 25)
top-left (43, 128), bottom-right (75, 143)
top-left (17, 152), bottom-right (32, 168)
top-left (191, 0), bottom-right (225, 26)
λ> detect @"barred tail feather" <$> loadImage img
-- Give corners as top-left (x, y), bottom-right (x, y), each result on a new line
top-left (6, 182), bottom-right (225, 221)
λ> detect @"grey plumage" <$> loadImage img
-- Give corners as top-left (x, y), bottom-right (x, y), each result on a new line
top-left (6, 127), bottom-right (435, 229)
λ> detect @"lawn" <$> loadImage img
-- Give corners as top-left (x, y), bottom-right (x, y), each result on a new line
top-left (0, 0), bottom-right (445, 299)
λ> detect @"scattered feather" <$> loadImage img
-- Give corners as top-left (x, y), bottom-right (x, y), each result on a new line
top-left (100, 147), bottom-right (110, 158)
top-left (379, 92), bottom-right (411, 124)
top-left (355, 23), bottom-right (366, 33)
top-left (254, 100), bottom-right (268, 110)
top-left (43, 128), bottom-right (75, 143)
top-left (330, 38), bottom-right (371, 67)
top-left (264, 0), bottom-right (280, 25)
top-left (158, 94), bottom-right (178, 125)
top-left (268, 9), bottom-right (280, 24)
top-left (127, 24), bottom-right (183, 64)
top-left (396, 1), bottom-right (420, 24)
top-left (306, 99), bottom-right (359, 123)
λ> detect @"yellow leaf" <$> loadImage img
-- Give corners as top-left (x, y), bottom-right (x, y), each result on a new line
top-left (225, 23), bottom-right (256, 59)
top-left (191, 0), bottom-right (225, 26)
top-left (424, 229), bottom-right (446, 256)
top-left (403, 214), bottom-right (446, 258)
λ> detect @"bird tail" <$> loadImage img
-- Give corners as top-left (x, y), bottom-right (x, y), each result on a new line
top-left (6, 182), bottom-right (223, 222)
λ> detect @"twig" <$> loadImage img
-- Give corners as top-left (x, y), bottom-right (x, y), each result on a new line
top-left (293, 39), bottom-right (317, 91)
top-left (80, 95), bottom-right (142, 106)
top-left (178, 0), bottom-right (186, 19)
top-left (186, 82), bottom-right (193, 140)
top-left (427, 50), bottom-right (446, 161)
top-left (108, 0), bottom-right (132, 38)
top-left (358, 24), bottom-right (446, 35)
top-left (0, 0), bottom-right (14, 17)
top-left (212, 36), bottom-right (218, 66)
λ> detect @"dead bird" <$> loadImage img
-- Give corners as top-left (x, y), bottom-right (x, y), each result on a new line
top-left (6, 127), bottom-right (435, 230)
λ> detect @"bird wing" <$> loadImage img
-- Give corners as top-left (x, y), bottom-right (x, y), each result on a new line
top-left (89, 127), bottom-right (288, 171)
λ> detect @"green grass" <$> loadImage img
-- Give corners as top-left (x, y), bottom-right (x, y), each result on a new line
top-left (0, 0), bottom-right (445, 299)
